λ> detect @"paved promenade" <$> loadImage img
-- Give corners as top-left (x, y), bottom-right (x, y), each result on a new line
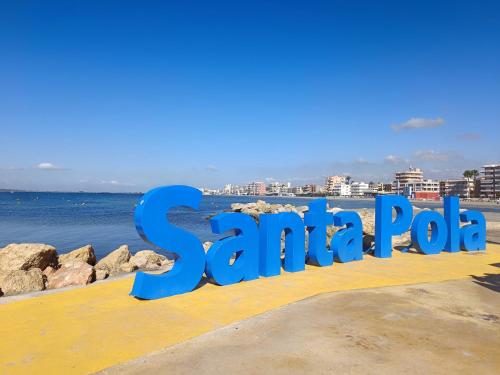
top-left (1, 245), bottom-right (499, 374)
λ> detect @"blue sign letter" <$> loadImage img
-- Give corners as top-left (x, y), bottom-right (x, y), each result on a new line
top-left (411, 211), bottom-right (448, 255)
top-left (460, 210), bottom-right (486, 251)
top-left (259, 212), bottom-right (305, 276)
top-left (443, 196), bottom-right (460, 252)
top-left (304, 199), bottom-right (334, 266)
top-left (331, 211), bottom-right (363, 263)
top-left (374, 195), bottom-right (413, 258)
top-left (205, 213), bottom-right (259, 285)
top-left (130, 185), bottom-right (206, 299)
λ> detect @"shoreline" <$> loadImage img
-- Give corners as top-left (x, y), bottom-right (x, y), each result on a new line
top-left (213, 194), bottom-right (500, 211)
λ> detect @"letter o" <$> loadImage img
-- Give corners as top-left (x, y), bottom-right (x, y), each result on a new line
top-left (411, 211), bottom-right (448, 255)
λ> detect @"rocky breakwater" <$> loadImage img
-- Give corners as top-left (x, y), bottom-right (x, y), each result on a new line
top-left (0, 243), bottom-right (174, 297)
top-left (228, 200), bottom-right (412, 251)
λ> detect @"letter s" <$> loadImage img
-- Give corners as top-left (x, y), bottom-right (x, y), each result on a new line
top-left (130, 185), bottom-right (206, 300)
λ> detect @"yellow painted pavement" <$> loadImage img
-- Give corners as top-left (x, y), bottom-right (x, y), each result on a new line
top-left (1, 244), bottom-right (500, 374)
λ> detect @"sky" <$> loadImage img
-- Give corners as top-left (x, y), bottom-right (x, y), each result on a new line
top-left (1, 1), bottom-right (499, 192)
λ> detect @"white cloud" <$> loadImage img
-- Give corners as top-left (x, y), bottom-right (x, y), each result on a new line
top-left (384, 154), bottom-right (406, 164)
top-left (391, 117), bottom-right (445, 131)
top-left (414, 149), bottom-right (452, 162)
top-left (36, 162), bottom-right (64, 170)
top-left (207, 165), bottom-right (218, 172)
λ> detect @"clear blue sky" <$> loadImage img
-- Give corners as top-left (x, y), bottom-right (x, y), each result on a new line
top-left (1, 1), bottom-right (499, 192)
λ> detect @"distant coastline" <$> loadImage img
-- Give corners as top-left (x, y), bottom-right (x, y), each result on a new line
top-left (2, 189), bottom-right (499, 208)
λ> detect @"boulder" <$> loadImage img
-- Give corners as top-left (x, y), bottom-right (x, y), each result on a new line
top-left (58, 245), bottom-right (96, 266)
top-left (95, 269), bottom-right (109, 281)
top-left (355, 210), bottom-right (375, 236)
top-left (119, 262), bottom-right (138, 273)
top-left (0, 243), bottom-right (57, 273)
top-left (393, 232), bottom-right (412, 249)
top-left (326, 226), bottom-right (340, 247)
top-left (230, 203), bottom-right (246, 212)
top-left (255, 200), bottom-right (269, 212)
top-left (42, 266), bottom-right (56, 278)
top-left (0, 269), bottom-right (45, 296)
top-left (94, 245), bottom-right (131, 276)
top-left (129, 250), bottom-right (166, 271)
top-left (203, 242), bottom-right (213, 253)
top-left (269, 204), bottom-right (283, 213)
top-left (46, 261), bottom-right (95, 289)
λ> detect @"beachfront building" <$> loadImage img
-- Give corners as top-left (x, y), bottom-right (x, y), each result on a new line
top-left (380, 183), bottom-right (393, 193)
top-left (369, 182), bottom-right (381, 191)
top-left (324, 175), bottom-right (346, 194)
top-left (222, 184), bottom-right (246, 195)
top-left (350, 182), bottom-right (369, 196)
top-left (330, 183), bottom-right (351, 197)
top-left (200, 188), bottom-right (221, 195)
top-left (480, 164), bottom-right (500, 198)
top-left (303, 184), bottom-right (320, 195)
top-left (223, 184), bottom-right (232, 195)
top-left (394, 167), bottom-right (423, 186)
top-left (291, 186), bottom-right (303, 195)
top-left (266, 182), bottom-right (293, 196)
top-left (393, 167), bottom-right (439, 199)
top-left (246, 182), bottom-right (266, 196)
top-left (439, 179), bottom-right (474, 198)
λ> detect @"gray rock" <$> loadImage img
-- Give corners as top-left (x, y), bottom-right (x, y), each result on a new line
top-left (94, 245), bottom-right (131, 276)
top-left (42, 266), bottom-right (56, 278)
top-left (0, 243), bottom-right (57, 273)
top-left (0, 268), bottom-right (45, 296)
top-left (58, 245), bottom-right (96, 266)
top-left (129, 250), bottom-right (167, 271)
top-left (119, 262), bottom-right (138, 273)
top-left (95, 269), bottom-right (109, 281)
top-left (203, 242), bottom-right (213, 253)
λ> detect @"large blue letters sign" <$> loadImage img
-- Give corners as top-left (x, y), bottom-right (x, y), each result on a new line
top-left (130, 185), bottom-right (487, 300)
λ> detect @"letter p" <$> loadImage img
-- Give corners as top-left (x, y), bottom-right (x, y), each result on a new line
top-left (374, 195), bottom-right (413, 258)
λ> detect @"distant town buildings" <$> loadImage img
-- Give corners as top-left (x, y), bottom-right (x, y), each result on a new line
top-left (266, 182), bottom-right (292, 196)
top-left (201, 162), bottom-right (499, 200)
top-left (324, 175), bottom-right (346, 195)
top-left (331, 183), bottom-right (351, 197)
top-left (439, 179), bottom-right (474, 198)
top-left (303, 184), bottom-right (320, 195)
top-left (480, 164), bottom-right (500, 198)
top-left (350, 182), bottom-right (369, 196)
top-left (393, 166), bottom-right (439, 199)
top-left (246, 182), bottom-right (266, 196)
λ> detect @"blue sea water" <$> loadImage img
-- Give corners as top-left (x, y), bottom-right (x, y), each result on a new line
top-left (0, 192), bottom-right (497, 259)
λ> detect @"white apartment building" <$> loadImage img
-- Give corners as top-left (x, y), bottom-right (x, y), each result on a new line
top-left (392, 167), bottom-right (440, 199)
top-left (332, 183), bottom-right (351, 197)
top-left (350, 182), bottom-right (369, 196)
top-left (481, 164), bottom-right (500, 198)
top-left (266, 182), bottom-right (292, 196)
top-left (325, 175), bottom-right (346, 194)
